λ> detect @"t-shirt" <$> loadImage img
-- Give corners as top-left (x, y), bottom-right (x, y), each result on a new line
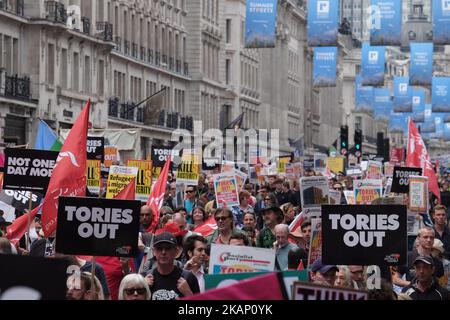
top-left (150, 266), bottom-right (200, 300)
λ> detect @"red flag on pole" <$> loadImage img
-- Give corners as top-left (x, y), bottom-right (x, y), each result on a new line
top-left (192, 216), bottom-right (217, 237)
top-left (115, 177), bottom-right (136, 200)
top-left (6, 205), bottom-right (41, 246)
top-left (406, 118), bottom-right (441, 203)
top-left (41, 100), bottom-right (90, 237)
top-left (146, 156), bottom-right (172, 233)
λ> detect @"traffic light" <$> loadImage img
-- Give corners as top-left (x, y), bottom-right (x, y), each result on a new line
top-left (354, 129), bottom-right (362, 157)
top-left (340, 125), bottom-right (348, 155)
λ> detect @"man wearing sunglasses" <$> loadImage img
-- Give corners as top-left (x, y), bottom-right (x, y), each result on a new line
top-left (332, 182), bottom-right (347, 204)
top-left (146, 232), bottom-right (199, 300)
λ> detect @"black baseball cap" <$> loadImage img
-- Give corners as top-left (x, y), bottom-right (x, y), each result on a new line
top-left (153, 232), bottom-right (177, 247)
top-left (413, 255), bottom-right (434, 266)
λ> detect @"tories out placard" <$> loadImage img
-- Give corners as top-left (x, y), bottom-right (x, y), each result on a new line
top-left (391, 166), bottom-right (423, 193)
top-left (322, 205), bottom-right (407, 266)
top-left (87, 137), bottom-right (104, 161)
top-left (56, 196), bottom-right (141, 257)
top-left (3, 148), bottom-right (58, 193)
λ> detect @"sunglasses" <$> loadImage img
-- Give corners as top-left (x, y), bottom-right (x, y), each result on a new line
top-left (124, 288), bottom-right (146, 295)
top-left (215, 216), bottom-right (231, 221)
top-left (186, 190), bottom-right (195, 193)
top-left (333, 187), bottom-right (343, 190)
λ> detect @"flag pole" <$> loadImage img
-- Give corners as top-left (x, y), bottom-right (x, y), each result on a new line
top-left (124, 87), bottom-right (167, 114)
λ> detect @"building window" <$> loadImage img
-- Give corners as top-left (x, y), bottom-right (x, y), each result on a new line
top-left (72, 52), bottom-right (79, 91)
top-left (226, 59), bottom-right (230, 85)
top-left (83, 55), bottom-right (91, 92)
top-left (47, 43), bottom-right (55, 85)
top-left (61, 48), bottom-right (68, 89)
top-left (98, 59), bottom-right (104, 96)
top-left (226, 19), bottom-right (231, 43)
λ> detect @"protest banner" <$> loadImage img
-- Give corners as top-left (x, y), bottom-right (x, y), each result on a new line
top-left (233, 169), bottom-right (248, 192)
top-left (327, 157), bottom-right (344, 174)
top-left (346, 168), bottom-right (362, 178)
top-left (391, 166), bottom-right (423, 194)
top-left (105, 166), bottom-right (138, 199)
top-left (104, 146), bottom-right (118, 167)
top-left (300, 176), bottom-right (329, 216)
top-left (322, 205), bottom-right (407, 265)
top-left (354, 179), bottom-right (383, 204)
top-left (409, 175), bottom-right (429, 212)
top-left (3, 148), bottom-right (58, 193)
top-left (292, 282), bottom-right (368, 300)
top-left (367, 161), bottom-right (383, 179)
top-left (384, 162), bottom-right (394, 177)
top-left (214, 173), bottom-right (240, 208)
top-left (329, 190), bottom-right (341, 205)
top-left (87, 160), bottom-right (101, 195)
top-left (314, 153), bottom-right (327, 174)
top-left (249, 166), bottom-right (258, 184)
top-left (205, 270), bottom-right (308, 299)
top-left (254, 163), bottom-right (267, 185)
top-left (176, 151), bottom-right (200, 185)
top-left (348, 155), bottom-right (358, 168)
top-left (126, 160), bottom-right (152, 202)
top-left (285, 162), bottom-right (301, 180)
top-left (278, 156), bottom-right (291, 176)
top-left (0, 189), bottom-right (42, 214)
top-left (343, 190), bottom-right (355, 205)
top-left (390, 148), bottom-right (404, 164)
top-left (0, 255), bottom-right (68, 300)
top-left (308, 218), bottom-right (322, 267)
top-left (56, 196), bottom-right (141, 257)
top-left (209, 244), bottom-right (276, 274)
top-left (151, 145), bottom-right (179, 178)
top-left (87, 137), bottom-right (104, 161)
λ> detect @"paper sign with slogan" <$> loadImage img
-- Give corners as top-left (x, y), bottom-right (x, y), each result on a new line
top-left (0, 255), bottom-right (68, 300)
top-left (408, 175), bottom-right (428, 213)
top-left (214, 173), bottom-right (240, 208)
top-left (278, 156), bottom-right (291, 176)
top-left (292, 282), bottom-right (368, 301)
top-left (314, 153), bottom-right (327, 174)
top-left (391, 166), bottom-right (423, 194)
top-left (3, 148), bottom-right (58, 193)
top-left (87, 137), bottom-right (104, 162)
top-left (321, 205), bottom-right (407, 266)
top-left (87, 160), bottom-right (101, 195)
top-left (300, 176), bottom-right (329, 216)
top-left (209, 244), bottom-right (276, 274)
top-left (176, 152), bottom-right (200, 185)
top-left (56, 196), bottom-right (141, 257)
top-left (354, 179), bottom-right (383, 205)
top-left (327, 157), bottom-right (345, 174)
top-left (103, 146), bottom-right (118, 168)
top-left (127, 160), bottom-right (152, 202)
top-left (105, 166), bottom-right (138, 199)
top-left (343, 190), bottom-right (355, 205)
top-left (384, 162), bottom-right (394, 177)
top-left (367, 161), bottom-right (383, 179)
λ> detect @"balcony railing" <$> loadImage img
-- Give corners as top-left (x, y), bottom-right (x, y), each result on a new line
top-left (148, 49), bottom-right (154, 64)
top-left (45, 1), bottom-right (67, 24)
top-left (0, 0), bottom-right (24, 16)
top-left (155, 51), bottom-right (161, 65)
top-left (120, 102), bottom-right (135, 121)
top-left (184, 62), bottom-right (189, 76)
top-left (136, 107), bottom-right (144, 123)
top-left (156, 111), bottom-right (193, 131)
top-left (3, 74), bottom-right (31, 100)
top-left (114, 36), bottom-right (122, 52)
top-left (124, 40), bottom-right (130, 55)
top-left (140, 46), bottom-right (146, 61)
top-left (132, 43), bottom-right (138, 58)
top-left (108, 97), bottom-right (119, 117)
top-left (81, 17), bottom-right (90, 35)
top-left (96, 22), bottom-right (113, 41)
top-left (176, 59), bottom-right (181, 73)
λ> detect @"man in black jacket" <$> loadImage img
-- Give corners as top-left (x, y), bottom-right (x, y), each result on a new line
top-left (402, 255), bottom-right (450, 300)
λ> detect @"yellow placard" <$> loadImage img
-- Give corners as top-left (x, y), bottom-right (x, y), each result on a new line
top-left (278, 156), bottom-right (291, 174)
top-left (127, 160), bottom-right (152, 202)
top-left (327, 157), bottom-right (345, 174)
top-left (87, 160), bottom-right (101, 194)
top-left (176, 153), bottom-right (200, 185)
top-left (105, 166), bottom-right (138, 199)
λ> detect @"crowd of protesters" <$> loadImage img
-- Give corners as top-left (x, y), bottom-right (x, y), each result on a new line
top-left (1, 164), bottom-right (450, 301)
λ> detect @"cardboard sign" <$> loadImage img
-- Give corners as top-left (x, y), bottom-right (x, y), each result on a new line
top-left (384, 162), bottom-right (394, 177)
top-left (176, 152), bottom-right (200, 185)
top-left (87, 137), bottom-right (104, 161)
top-left (104, 146), bottom-right (118, 167)
top-left (3, 148), bottom-right (58, 193)
top-left (300, 176), bottom-right (329, 216)
top-left (322, 205), bottom-right (407, 266)
top-left (314, 153), bottom-right (327, 174)
top-left (126, 160), bottom-right (152, 202)
top-left (209, 244), bottom-right (276, 274)
top-left (105, 166), bottom-right (138, 199)
top-left (327, 157), bottom-right (345, 174)
top-left (354, 179), bottom-right (383, 204)
top-left (56, 196), bottom-right (141, 257)
top-left (292, 282), bottom-right (368, 300)
top-left (343, 190), bottom-right (355, 205)
top-left (391, 166), bottom-right (423, 194)
top-left (87, 160), bottom-right (101, 195)
top-left (0, 255), bottom-right (68, 300)
top-left (213, 173), bottom-right (240, 208)
top-left (151, 146), bottom-right (179, 177)
top-left (408, 175), bottom-right (428, 212)
top-left (367, 161), bottom-right (383, 179)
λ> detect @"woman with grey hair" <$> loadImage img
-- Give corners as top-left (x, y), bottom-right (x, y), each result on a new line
top-left (335, 265), bottom-right (353, 289)
top-left (118, 274), bottom-right (151, 300)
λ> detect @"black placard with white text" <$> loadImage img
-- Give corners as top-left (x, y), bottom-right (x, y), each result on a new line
top-left (322, 205), bottom-right (407, 266)
top-left (87, 137), bottom-right (105, 162)
top-left (3, 148), bottom-right (59, 193)
top-left (391, 166), bottom-right (422, 193)
top-left (56, 196), bottom-right (141, 257)
top-left (0, 255), bottom-right (68, 300)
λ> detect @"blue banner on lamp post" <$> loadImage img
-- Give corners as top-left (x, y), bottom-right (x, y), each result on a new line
top-left (361, 43), bottom-right (385, 86)
top-left (432, 0), bottom-right (450, 45)
top-left (245, 0), bottom-right (278, 48)
top-left (313, 47), bottom-right (338, 87)
top-left (307, 0), bottom-right (340, 46)
top-left (410, 43), bottom-right (433, 86)
top-left (393, 77), bottom-right (412, 112)
top-left (369, 0), bottom-right (402, 46)
top-left (432, 77), bottom-right (450, 112)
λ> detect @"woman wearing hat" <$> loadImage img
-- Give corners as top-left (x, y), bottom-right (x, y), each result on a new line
top-left (257, 206), bottom-right (284, 249)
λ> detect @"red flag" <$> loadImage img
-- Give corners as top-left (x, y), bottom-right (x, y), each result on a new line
top-left (6, 205), bottom-right (41, 246)
top-left (297, 260), bottom-right (305, 271)
top-left (146, 155), bottom-right (171, 232)
top-left (406, 118), bottom-right (441, 202)
top-left (41, 100), bottom-right (90, 237)
top-left (183, 272), bottom-right (287, 300)
top-left (192, 216), bottom-right (217, 237)
top-left (115, 178), bottom-right (136, 200)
